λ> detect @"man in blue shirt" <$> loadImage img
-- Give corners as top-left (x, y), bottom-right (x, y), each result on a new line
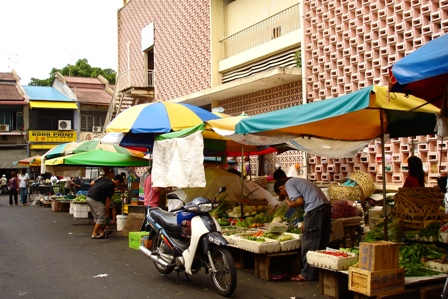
top-left (274, 177), bottom-right (331, 282)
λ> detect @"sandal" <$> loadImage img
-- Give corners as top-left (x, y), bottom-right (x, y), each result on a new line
top-left (105, 230), bottom-right (113, 236)
top-left (290, 275), bottom-right (308, 282)
top-left (91, 234), bottom-right (105, 239)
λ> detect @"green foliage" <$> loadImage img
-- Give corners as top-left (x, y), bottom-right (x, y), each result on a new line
top-left (363, 219), bottom-right (405, 242)
top-left (399, 242), bottom-right (445, 277)
top-left (294, 50), bottom-right (302, 68)
top-left (28, 58), bottom-right (116, 86)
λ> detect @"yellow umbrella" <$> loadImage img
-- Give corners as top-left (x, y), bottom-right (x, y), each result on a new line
top-left (15, 155), bottom-right (42, 167)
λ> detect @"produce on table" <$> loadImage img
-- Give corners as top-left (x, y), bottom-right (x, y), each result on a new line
top-left (72, 195), bottom-right (87, 203)
top-left (330, 199), bottom-right (361, 219)
top-left (416, 222), bottom-right (441, 241)
top-left (364, 219), bottom-right (404, 242)
top-left (399, 242), bottom-right (445, 277)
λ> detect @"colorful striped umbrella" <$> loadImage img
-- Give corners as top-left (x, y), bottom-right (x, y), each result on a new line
top-left (105, 101), bottom-right (220, 134)
top-left (45, 149), bottom-right (149, 167)
top-left (14, 155), bottom-right (42, 167)
top-left (43, 140), bottom-right (145, 160)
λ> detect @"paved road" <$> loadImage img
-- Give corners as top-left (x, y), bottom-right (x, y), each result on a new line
top-left (0, 195), bottom-right (330, 299)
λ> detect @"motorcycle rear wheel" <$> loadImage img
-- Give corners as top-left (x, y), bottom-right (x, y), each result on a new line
top-left (151, 234), bottom-right (174, 274)
top-left (209, 246), bottom-right (237, 297)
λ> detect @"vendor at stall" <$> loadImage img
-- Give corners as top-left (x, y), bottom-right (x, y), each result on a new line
top-left (86, 174), bottom-right (124, 239)
top-left (274, 177), bottom-right (331, 282)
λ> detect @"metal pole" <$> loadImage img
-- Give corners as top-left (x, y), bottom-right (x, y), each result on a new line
top-left (380, 110), bottom-right (388, 241)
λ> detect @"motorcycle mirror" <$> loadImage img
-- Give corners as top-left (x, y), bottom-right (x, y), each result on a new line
top-left (219, 186), bottom-right (226, 193)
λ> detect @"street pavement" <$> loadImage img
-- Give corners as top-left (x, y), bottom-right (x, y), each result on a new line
top-left (0, 195), bottom-right (330, 299)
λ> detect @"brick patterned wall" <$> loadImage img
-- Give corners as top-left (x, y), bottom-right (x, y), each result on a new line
top-left (218, 81), bottom-right (304, 177)
top-left (304, 0), bottom-right (448, 101)
top-left (218, 81), bottom-right (302, 115)
top-left (303, 0), bottom-right (448, 186)
top-left (117, 0), bottom-right (212, 101)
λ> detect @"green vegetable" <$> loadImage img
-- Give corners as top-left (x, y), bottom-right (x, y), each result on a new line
top-left (399, 243), bottom-right (446, 277)
top-left (418, 222), bottom-right (441, 239)
top-left (244, 236), bottom-right (266, 242)
top-left (277, 234), bottom-right (293, 242)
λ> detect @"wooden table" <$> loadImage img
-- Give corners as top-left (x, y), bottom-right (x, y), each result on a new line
top-left (227, 246), bottom-right (301, 281)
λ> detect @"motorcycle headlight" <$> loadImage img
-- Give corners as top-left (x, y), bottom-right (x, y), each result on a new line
top-left (198, 202), bottom-right (213, 212)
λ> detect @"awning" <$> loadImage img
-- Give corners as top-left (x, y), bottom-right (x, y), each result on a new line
top-left (30, 101), bottom-right (78, 109)
top-left (0, 101), bottom-right (28, 105)
top-left (0, 148), bottom-right (28, 168)
top-left (0, 132), bottom-right (25, 135)
top-left (30, 144), bottom-right (61, 150)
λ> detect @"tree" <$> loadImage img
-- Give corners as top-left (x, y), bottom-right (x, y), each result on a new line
top-left (28, 58), bottom-right (116, 86)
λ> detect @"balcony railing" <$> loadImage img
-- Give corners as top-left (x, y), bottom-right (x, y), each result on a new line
top-left (219, 4), bottom-right (301, 58)
top-left (116, 69), bottom-right (155, 91)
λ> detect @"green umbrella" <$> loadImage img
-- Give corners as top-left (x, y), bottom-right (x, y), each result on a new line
top-left (45, 149), bottom-right (149, 167)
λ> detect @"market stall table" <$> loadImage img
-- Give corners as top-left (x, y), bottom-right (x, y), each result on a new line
top-left (29, 184), bottom-right (54, 202)
top-left (317, 266), bottom-right (447, 299)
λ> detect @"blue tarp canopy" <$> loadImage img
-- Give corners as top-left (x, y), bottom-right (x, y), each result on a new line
top-left (235, 85), bottom-right (439, 142)
top-left (389, 34), bottom-right (448, 109)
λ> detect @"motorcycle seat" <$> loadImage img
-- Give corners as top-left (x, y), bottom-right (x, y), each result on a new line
top-left (149, 208), bottom-right (181, 236)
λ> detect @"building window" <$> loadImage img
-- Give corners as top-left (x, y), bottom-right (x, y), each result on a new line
top-left (29, 109), bottom-right (73, 130)
top-left (80, 110), bottom-right (107, 131)
top-left (0, 110), bottom-right (23, 130)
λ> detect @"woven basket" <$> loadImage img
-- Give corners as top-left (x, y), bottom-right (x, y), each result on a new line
top-left (328, 183), bottom-right (363, 201)
top-left (349, 170), bottom-right (375, 199)
top-left (391, 187), bottom-right (447, 229)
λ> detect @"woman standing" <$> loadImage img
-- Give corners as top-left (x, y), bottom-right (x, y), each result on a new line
top-left (403, 156), bottom-right (425, 187)
top-left (9, 171), bottom-right (18, 206)
top-left (18, 170), bottom-right (29, 206)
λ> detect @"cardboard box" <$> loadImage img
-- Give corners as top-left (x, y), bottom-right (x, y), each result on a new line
top-left (348, 266), bottom-right (405, 297)
top-left (128, 231), bottom-right (149, 250)
top-left (358, 241), bottom-right (399, 271)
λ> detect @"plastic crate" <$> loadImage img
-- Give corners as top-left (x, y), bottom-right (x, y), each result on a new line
top-left (279, 233), bottom-right (301, 252)
top-left (129, 232), bottom-right (149, 250)
top-left (307, 249), bottom-right (358, 270)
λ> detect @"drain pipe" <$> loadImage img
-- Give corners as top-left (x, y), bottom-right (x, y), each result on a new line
top-left (300, 0), bottom-right (308, 179)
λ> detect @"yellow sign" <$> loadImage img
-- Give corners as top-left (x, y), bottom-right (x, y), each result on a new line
top-left (30, 144), bottom-right (59, 150)
top-left (29, 130), bottom-right (77, 142)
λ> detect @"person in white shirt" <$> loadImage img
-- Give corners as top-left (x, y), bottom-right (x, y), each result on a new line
top-left (0, 174), bottom-right (7, 194)
top-left (18, 169), bottom-right (30, 206)
top-left (50, 174), bottom-right (59, 195)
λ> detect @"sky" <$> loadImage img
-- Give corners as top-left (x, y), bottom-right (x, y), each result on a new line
top-left (0, 0), bottom-right (123, 85)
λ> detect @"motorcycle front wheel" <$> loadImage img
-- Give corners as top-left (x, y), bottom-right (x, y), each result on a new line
top-left (151, 234), bottom-right (174, 274)
top-left (209, 246), bottom-right (237, 297)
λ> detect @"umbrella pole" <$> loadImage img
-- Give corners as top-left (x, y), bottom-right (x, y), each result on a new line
top-left (380, 110), bottom-right (388, 241)
top-left (240, 145), bottom-right (244, 217)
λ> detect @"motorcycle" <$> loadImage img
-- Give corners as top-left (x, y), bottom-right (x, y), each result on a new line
top-left (140, 186), bottom-right (237, 297)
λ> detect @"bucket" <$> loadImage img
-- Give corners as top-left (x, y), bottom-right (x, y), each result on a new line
top-left (116, 215), bottom-right (127, 232)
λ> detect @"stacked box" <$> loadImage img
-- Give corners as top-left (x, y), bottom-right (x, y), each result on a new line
top-left (358, 241), bottom-right (399, 271)
top-left (73, 203), bottom-right (89, 218)
top-left (348, 266), bottom-right (405, 297)
top-left (129, 231), bottom-right (149, 250)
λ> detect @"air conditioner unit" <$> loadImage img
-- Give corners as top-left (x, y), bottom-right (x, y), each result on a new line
top-left (58, 120), bottom-right (72, 130)
top-left (0, 124), bottom-right (10, 131)
top-left (92, 126), bottom-right (102, 132)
